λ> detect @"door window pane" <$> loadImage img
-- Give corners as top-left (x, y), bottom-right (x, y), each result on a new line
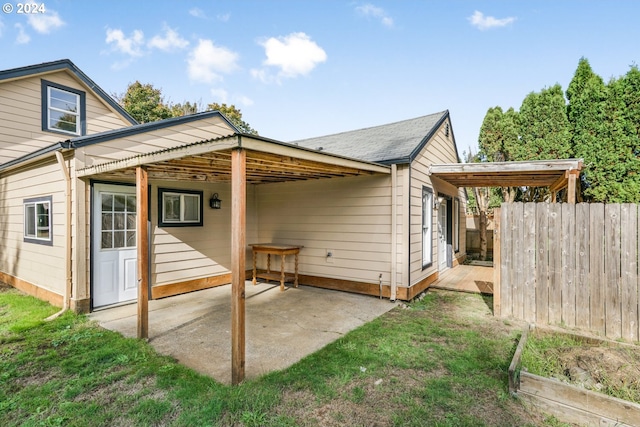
top-left (100, 191), bottom-right (136, 249)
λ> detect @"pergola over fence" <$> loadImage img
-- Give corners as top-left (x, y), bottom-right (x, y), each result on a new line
top-left (429, 159), bottom-right (583, 203)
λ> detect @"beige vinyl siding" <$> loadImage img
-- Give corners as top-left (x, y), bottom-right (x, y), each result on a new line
top-left (256, 175), bottom-right (394, 286)
top-left (79, 117), bottom-right (236, 166)
top-left (0, 71), bottom-right (131, 164)
top-left (409, 118), bottom-right (466, 286)
top-left (148, 180), bottom-right (258, 287)
top-left (0, 158), bottom-right (67, 296)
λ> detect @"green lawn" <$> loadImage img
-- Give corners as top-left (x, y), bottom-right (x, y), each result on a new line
top-left (0, 285), bottom-right (556, 426)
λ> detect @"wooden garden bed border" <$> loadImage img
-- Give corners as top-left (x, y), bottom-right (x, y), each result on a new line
top-left (509, 325), bottom-right (640, 426)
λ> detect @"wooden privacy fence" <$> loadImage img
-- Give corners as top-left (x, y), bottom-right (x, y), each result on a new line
top-left (494, 202), bottom-right (640, 342)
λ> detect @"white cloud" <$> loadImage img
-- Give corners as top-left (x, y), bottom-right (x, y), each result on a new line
top-left (256, 32), bottom-right (327, 81)
top-left (189, 7), bottom-right (206, 18)
top-left (468, 10), bottom-right (516, 31)
top-left (356, 4), bottom-right (394, 28)
top-left (217, 13), bottom-right (231, 22)
top-left (105, 28), bottom-right (145, 57)
top-left (210, 88), bottom-right (229, 103)
top-left (148, 25), bottom-right (189, 51)
top-left (187, 39), bottom-right (239, 83)
top-left (236, 95), bottom-right (254, 107)
top-left (15, 23), bottom-right (30, 44)
top-left (27, 9), bottom-right (65, 34)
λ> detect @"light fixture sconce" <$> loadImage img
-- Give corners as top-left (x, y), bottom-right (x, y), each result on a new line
top-left (209, 193), bottom-right (222, 209)
top-left (434, 195), bottom-right (445, 209)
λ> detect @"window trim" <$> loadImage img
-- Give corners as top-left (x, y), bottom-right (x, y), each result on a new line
top-left (158, 188), bottom-right (203, 227)
top-left (422, 186), bottom-right (433, 269)
top-left (41, 79), bottom-right (86, 136)
top-left (24, 196), bottom-right (53, 246)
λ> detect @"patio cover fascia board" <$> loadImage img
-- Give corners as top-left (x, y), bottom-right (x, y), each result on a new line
top-left (428, 158), bottom-right (583, 189)
top-left (76, 133), bottom-right (391, 178)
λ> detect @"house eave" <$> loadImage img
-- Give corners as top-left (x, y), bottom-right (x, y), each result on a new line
top-left (0, 142), bottom-right (72, 174)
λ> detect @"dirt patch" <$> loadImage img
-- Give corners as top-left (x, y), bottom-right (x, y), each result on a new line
top-left (530, 330), bottom-right (640, 402)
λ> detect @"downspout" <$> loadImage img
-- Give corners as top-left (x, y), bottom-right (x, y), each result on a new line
top-left (46, 151), bottom-right (72, 321)
top-left (390, 164), bottom-right (397, 302)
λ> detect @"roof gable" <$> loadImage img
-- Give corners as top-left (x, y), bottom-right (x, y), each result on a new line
top-left (291, 111), bottom-right (449, 164)
top-left (0, 59), bottom-right (137, 126)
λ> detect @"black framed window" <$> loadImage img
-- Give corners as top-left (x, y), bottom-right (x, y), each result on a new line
top-left (158, 188), bottom-right (203, 227)
top-left (24, 196), bottom-right (53, 245)
top-left (41, 80), bottom-right (86, 136)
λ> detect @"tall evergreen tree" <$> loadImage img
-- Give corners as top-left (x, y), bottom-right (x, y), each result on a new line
top-left (566, 58), bottom-right (608, 201)
top-left (518, 84), bottom-right (572, 161)
top-left (478, 106), bottom-right (520, 201)
top-left (566, 59), bottom-right (640, 202)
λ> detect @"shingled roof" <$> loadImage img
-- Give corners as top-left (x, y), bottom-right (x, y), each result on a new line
top-left (291, 110), bottom-right (449, 165)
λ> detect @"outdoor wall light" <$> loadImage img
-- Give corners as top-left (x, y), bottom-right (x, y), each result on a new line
top-left (434, 195), bottom-right (445, 209)
top-left (209, 193), bottom-right (222, 209)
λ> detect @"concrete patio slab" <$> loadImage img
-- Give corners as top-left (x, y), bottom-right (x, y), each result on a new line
top-left (89, 282), bottom-right (396, 384)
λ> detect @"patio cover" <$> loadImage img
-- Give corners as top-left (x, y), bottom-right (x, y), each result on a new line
top-left (77, 133), bottom-right (390, 384)
top-left (428, 159), bottom-right (583, 203)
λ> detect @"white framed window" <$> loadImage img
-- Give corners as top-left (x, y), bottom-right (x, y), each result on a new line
top-left (24, 196), bottom-right (52, 245)
top-left (158, 188), bottom-right (203, 227)
top-left (422, 186), bottom-right (433, 268)
top-left (454, 197), bottom-right (460, 253)
top-left (41, 80), bottom-right (86, 136)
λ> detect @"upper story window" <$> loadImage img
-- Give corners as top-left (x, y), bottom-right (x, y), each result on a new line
top-left (41, 80), bottom-right (86, 136)
top-left (24, 196), bottom-right (53, 246)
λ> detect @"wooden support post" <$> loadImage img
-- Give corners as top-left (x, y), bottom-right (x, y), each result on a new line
top-left (231, 148), bottom-right (246, 385)
top-left (567, 170), bottom-right (577, 204)
top-left (493, 207), bottom-right (501, 317)
top-left (136, 165), bottom-right (149, 340)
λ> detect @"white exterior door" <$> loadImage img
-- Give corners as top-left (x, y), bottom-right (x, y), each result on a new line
top-left (92, 184), bottom-right (137, 307)
top-left (438, 201), bottom-right (448, 271)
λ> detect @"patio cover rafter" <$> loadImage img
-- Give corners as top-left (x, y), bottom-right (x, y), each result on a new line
top-left (77, 134), bottom-right (390, 184)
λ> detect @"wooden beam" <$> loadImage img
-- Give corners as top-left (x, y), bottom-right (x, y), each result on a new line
top-left (231, 148), bottom-right (246, 385)
top-left (136, 165), bottom-right (149, 340)
top-left (567, 170), bottom-right (578, 204)
top-left (549, 171), bottom-right (569, 193)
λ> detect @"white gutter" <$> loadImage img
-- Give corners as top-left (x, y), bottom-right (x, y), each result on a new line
top-left (46, 151), bottom-right (72, 321)
top-left (390, 164), bottom-right (397, 301)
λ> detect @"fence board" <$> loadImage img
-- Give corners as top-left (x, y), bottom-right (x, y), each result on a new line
top-left (575, 204), bottom-right (590, 330)
top-left (561, 203), bottom-right (576, 327)
top-left (548, 204), bottom-right (562, 325)
top-left (590, 204), bottom-right (605, 335)
top-left (536, 203), bottom-right (549, 325)
top-left (500, 203), bottom-right (639, 342)
top-left (501, 204), bottom-right (512, 317)
top-left (513, 202), bottom-right (525, 320)
top-left (620, 204), bottom-right (638, 341)
top-left (523, 203), bottom-right (537, 322)
top-left (604, 204), bottom-right (621, 339)
top-left (493, 207), bottom-right (502, 317)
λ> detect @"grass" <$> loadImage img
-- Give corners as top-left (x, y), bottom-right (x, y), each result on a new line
top-left (0, 286), bottom-right (553, 426)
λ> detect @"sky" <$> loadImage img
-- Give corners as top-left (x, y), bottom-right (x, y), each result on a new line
top-left (1, 1), bottom-right (639, 157)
